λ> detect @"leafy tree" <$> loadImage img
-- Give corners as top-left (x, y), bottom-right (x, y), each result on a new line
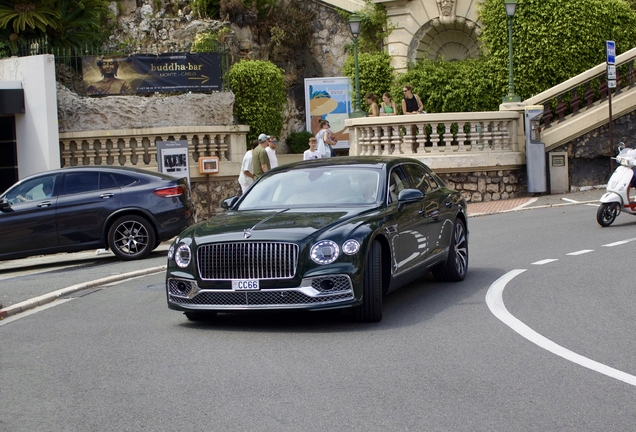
top-left (228, 60), bottom-right (286, 143)
top-left (0, 0), bottom-right (60, 33)
top-left (478, 0), bottom-right (636, 100)
top-left (0, 0), bottom-right (111, 53)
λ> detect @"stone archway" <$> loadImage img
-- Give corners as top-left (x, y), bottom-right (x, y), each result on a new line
top-left (408, 16), bottom-right (481, 63)
top-left (383, 0), bottom-right (484, 71)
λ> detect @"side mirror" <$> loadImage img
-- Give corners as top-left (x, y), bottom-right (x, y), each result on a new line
top-left (397, 188), bottom-right (424, 211)
top-left (0, 198), bottom-right (11, 212)
top-left (221, 196), bottom-right (239, 210)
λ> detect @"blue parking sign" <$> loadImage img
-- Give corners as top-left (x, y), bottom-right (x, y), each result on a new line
top-left (606, 40), bottom-right (616, 65)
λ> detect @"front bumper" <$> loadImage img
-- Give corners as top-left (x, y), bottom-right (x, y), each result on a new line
top-left (167, 274), bottom-right (356, 311)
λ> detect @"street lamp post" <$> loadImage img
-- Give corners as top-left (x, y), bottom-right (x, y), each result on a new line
top-left (503, 0), bottom-right (521, 103)
top-left (348, 13), bottom-right (366, 118)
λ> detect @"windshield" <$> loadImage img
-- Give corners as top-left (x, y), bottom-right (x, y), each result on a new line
top-left (238, 166), bottom-right (382, 210)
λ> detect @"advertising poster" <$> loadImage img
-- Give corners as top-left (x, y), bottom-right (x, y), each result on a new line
top-left (82, 53), bottom-right (222, 95)
top-left (304, 77), bottom-right (352, 149)
top-left (156, 140), bottom-right (190, 183)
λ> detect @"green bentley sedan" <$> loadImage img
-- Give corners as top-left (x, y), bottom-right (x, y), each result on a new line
top-left (166, 156), bottom-right (468, 322)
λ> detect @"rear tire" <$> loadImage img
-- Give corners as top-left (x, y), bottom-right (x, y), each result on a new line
top-left (355, 240), bottom-right (383, 322)
top-left (433, 218), bottom-right (468, 282)
top-left (597, 202), bottom-right (619, 227)
top-left (108, 215), bottom-right (156, 260)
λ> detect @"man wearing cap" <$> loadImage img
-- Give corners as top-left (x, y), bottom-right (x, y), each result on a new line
top-left (252, 133), bottom-right (272, 180)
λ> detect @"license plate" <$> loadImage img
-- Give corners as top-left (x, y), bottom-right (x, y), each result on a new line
top-left (232, 279), bottom-right (260, 291)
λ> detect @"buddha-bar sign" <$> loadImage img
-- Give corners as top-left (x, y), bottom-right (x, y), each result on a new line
top-left (82, 53), bottom-right (222, 95)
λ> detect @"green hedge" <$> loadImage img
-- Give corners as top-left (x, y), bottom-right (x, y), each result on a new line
top-left (228, 60), bottom-right (286, 143)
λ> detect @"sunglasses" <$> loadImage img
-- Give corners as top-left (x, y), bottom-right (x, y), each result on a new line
top-left (402, 89), bottom-right (409, 93)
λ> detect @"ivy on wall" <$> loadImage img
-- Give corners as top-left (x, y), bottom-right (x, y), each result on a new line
top-left (478, 0), bottom-right (636, 101)
top-left (228, 59), bottom-right (285, 143)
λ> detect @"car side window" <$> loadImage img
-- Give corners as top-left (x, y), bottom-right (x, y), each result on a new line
top-left (61, 172), bottom-right (100, 195)
top-left (404, 164), bottom-right (437, 195)
top-left (100, 173), bottom-right (118, 189)
top-left (4, 175), bottom-right (58, 204)
top-left (111, 173), bottom-right (139, 187)
top-left (388, 167), bottom-right (411, 204)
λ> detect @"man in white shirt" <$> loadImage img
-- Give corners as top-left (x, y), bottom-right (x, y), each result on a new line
top-left (238, 139), bottom-right (258, 193)
top-left (266, 136), bottom-right (279, 169)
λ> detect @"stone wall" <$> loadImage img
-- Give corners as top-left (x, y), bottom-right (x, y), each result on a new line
top-left (192, 177), bottom-right (242, 219)
top-left (57, 83), bottom-right (235, 132)
top-left (553, 108), bottom-right (636, 188)
top-left (439, 170), bottom-right (527, 202)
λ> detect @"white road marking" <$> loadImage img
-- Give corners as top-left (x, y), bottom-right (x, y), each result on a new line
top-left (486, 270), bottom-right (636, 387)
top-left (531, 259), bottom-right (559, 265)
top-left (567, 250), bottom-right (594, 256)
top-left (561, 198), bottom-right (580, 204)
top-left (603, 240), bottom-right (631, 247)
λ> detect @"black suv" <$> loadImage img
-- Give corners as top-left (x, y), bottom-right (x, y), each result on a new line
top-left (0, 166), bottom-right (195, 261)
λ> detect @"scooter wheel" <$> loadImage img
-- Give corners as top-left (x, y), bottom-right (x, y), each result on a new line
top-left (597, 202), bottom-right (619, 227)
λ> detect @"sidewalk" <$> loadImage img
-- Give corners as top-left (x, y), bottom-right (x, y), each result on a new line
top-left (467, 187), bottom-right (605, 216)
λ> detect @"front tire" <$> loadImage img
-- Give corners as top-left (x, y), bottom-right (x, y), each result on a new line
top-left (597, 202), bottom-right (619, 227)
top-left (355, 240), bottom-right (383, 322)
top-left (108, 215), bottom-right (156, 260)
top-left (433, 218), bottom-right (468, 282)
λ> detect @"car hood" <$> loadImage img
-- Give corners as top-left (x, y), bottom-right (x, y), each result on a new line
top-left (185, 207), bottom-right (373, 243)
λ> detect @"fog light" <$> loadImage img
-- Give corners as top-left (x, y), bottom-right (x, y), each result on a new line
top-left (319, 279), bottom-right (335, 291)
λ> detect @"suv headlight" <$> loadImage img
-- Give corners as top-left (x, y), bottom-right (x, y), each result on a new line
top-left (175, 244), bottom-right (191, 268)
top-left (310, 240), bottom-right (339, 265)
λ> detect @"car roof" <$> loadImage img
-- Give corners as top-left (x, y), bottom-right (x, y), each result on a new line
top-left (19, 166), bottom-right (180, 182)
top-left (271, 156), bottom-right (427, 172)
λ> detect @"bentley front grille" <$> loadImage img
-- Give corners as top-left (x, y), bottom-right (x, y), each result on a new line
top-left (197, 242), bottom-right (299, 281)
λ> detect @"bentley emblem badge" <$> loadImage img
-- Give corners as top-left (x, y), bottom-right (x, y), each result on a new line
top-left (243, 228), bottom-right (252, 239)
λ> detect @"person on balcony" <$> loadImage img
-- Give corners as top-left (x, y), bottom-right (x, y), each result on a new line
top-left (401, 85), bottom-right (424, 115)
top-left (380, 92), bottom-right (397, 116)
top-left (365, 94), bottom-right (380, 116)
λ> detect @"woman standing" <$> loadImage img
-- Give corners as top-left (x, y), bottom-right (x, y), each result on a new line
top-left (380, 92), bottom-right (397, 116)
top-left (401, 85), bottom-right (424, 114)
top-left (365, 94), bottom-right (380, 117)
top-left (316, 118), bottom-right (337, 158)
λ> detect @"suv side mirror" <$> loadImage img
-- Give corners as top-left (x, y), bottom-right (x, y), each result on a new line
top-left (0, 198), bottom-right (11, 212)
top-left (221, 196), bottom-right (239, 210)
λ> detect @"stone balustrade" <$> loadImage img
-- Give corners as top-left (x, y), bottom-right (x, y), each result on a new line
top-left (58, 125), bottom-right (249, 177)
top-left (344, 110), bottom-right (525, 172)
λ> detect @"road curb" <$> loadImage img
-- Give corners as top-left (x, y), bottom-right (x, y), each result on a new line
top-left (0, 265), bottom-right (166, 320)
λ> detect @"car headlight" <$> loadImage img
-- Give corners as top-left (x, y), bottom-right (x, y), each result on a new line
top-left (310, 240), bottom-right (340, 265)
top-left (175, 243), bottom-right (191, 268)
top-left (342, 239), bottom-right (360, 255)
top-left (167, 244), bottom-right (175, 260)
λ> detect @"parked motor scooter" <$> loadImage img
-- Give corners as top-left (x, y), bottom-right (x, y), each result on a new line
top-left (597, 143), bottom-right (636, 227)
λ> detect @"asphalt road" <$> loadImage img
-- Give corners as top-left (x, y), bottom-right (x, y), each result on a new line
top-left (1, 194), bottom-right (635, 431)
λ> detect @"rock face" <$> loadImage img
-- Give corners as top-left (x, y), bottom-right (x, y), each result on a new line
top-left (57, 83), bottom-right (235, 132)
top-left (554, 110), bottom-right (636, 187)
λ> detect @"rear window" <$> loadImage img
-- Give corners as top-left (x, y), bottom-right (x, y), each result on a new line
top-left (112, 173), bottom-right (139, 187)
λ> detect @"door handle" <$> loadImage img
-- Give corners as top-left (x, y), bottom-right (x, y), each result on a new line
top-left (445, 201), bottom-right (452, 208)
top-left (100, 193), bottom-right (114, 199)
top-left (37, 202), bottom-right (52, 207)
